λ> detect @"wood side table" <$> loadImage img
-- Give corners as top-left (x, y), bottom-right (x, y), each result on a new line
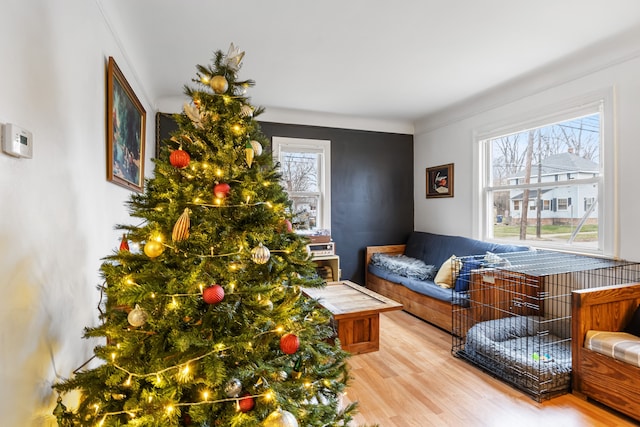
top-left (302, 280), bottom-right (403, 354)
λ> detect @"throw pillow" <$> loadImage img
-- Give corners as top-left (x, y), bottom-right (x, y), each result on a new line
top-left (624, 304), bottom-right (640, 337)
top-left (434, 255), bottom-right (461, 289)
top-left (454, 258), bottom-right (484, 293)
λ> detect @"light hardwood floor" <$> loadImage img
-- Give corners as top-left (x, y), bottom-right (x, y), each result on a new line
top-left (344, 310), bottom-right (638, 427)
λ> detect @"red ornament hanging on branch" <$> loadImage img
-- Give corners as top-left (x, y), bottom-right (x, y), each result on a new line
top-left (203, 284), bottom-right (225, 305)
top-left (238, 394), bottom-right (255, 413)
top-left (214, 182), bottom-right (231, 199)
top-left (280, 333), bottom-right (300, 355)
top-left (170, 149), bottom-right (191, 169)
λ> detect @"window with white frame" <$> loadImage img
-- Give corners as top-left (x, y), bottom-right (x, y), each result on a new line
top-left (477, 94), bottom-right (614, 255)
top-left (272, 137), bottom-right (331, 231)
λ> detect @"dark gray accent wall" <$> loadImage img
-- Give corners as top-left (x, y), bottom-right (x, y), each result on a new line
top-left (259, 122), bottom-right (414, 285)
top-left (156, 113), bottom-right (414, 285)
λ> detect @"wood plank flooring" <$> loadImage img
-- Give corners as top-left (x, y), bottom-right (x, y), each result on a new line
top-left (343, 310), bottom-right (638, 427)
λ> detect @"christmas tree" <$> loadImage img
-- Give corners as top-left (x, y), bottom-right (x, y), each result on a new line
top-left (53, 44), bottom-right (356, 427)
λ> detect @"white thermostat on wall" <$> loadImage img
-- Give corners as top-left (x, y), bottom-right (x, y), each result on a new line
top-left (2, 123), bottom-right (33, 158)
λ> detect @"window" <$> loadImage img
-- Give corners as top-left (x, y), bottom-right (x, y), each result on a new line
top-left (477, 94), bottom-right (614, 255)
top-left (272, 137), bottom-right (331, 231)
top-left (557, 198), bottom-right (569, 211)
top-left (584, 197), bottom-right (595, 211)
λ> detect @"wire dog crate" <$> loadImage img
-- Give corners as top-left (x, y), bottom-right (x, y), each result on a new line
top-left (451, 250), bottom-right (640, 401)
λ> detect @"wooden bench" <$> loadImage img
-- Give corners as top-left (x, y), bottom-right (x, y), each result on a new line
top-left (572, 282), bottom-right (640, 422)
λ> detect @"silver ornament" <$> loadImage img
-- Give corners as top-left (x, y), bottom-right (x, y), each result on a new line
top-left (250, 140), bottom-right (263, 156)
top-left (127, 304), bottom-right (148, 327)
top-left (263, 409), bottom-right (298, 427)
top-left (251, 243), bottom-right (271, 264)
top-left (240, 105), bottom-right (254, 117)
top-left (224, 378), bottom-right (242, 397)
top-left (261, 299), bottom-right (274, 311)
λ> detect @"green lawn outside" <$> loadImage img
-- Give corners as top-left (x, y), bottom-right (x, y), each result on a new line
top-left (494, 224), bottom-right (598, 242)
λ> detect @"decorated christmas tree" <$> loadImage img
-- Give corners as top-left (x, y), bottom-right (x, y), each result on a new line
top-left (53, 44), bottom-right (356, 427)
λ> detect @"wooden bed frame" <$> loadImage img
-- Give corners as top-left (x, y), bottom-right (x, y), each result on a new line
top-left (365, 245), bottom-right (454, 332)
top-left (572, 282), bottom-right (640, 422)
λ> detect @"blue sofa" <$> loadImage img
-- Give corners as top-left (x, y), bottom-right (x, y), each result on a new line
top-left (365, 231), bottom-right (529, 332)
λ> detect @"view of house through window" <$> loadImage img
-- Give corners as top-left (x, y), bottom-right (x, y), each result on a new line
top-left (272, 137), bottom-right (331, 231)
top-left (482, 110), bottom-right (602, 251)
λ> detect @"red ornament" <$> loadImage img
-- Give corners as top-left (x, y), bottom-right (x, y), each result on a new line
top-left (284, 219), bottom-right (293, 233)
top-left (169, 149), bottom-right (191, 168)
top-left (214, 182), bottom-right (231, 198)
top-left (203, 284), bottom-right (225, 305)
top-left (119, 234), bottom-right (129, 252)
top-left (238, 394), bottom-right (254, 412)
top-left (280, 333), bottom-right (300, 355)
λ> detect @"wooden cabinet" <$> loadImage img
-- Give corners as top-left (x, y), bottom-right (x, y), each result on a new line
top-left (312, 254), bottom-right (340, 282)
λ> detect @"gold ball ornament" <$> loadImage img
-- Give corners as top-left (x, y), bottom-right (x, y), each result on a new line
top-left (251, 243), bottom-right (271, 264)
top-left (144, 240), bottom-right (164, 258)
top-left (210, 75), bottom-right (229, 94)
top-left (263, 409), bottom-right (298, 427)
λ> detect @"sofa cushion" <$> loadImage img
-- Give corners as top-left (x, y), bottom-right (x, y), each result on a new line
top-left (585, 330), bottom-right (640, 368)
top-left (367, 264), bottom-right (468, 304)
top-left (404, 231), bottom-right (529, 269)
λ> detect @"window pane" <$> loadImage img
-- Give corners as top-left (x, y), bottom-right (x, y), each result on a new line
top-left (289, 195), bottom-right (319, 230)
top-left (486, 113), bottom-right (601, 251)
top-left (490, 114), bottom-right (600, 186)
top-left (490, 184), bottom-right (599, 249)
top-left (280, 151), bottom-right (319, 193)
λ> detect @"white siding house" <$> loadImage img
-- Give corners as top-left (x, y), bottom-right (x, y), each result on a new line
top-left (508, 152), bottom-right (598, 225)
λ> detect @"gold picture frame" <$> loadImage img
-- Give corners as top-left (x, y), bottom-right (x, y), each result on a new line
top-left (426, 163), bottom-right (454, 198)
top-left (106, 56), bottom-right (146, 192)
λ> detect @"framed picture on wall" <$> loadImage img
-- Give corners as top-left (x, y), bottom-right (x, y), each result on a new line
top-left (106, 56), bottom-right (146, 192)
top-left (426, 163), bottom-right (454, 198)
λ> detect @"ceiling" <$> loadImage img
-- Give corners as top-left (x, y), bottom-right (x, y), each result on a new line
top-left (98, 0), bottom-right (640, 124)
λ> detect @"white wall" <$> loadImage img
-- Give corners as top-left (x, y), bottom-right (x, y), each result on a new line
top-left (0, 1), bottom-right (155, 425)
top-left (413, 28), bottom-right (640, 262)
